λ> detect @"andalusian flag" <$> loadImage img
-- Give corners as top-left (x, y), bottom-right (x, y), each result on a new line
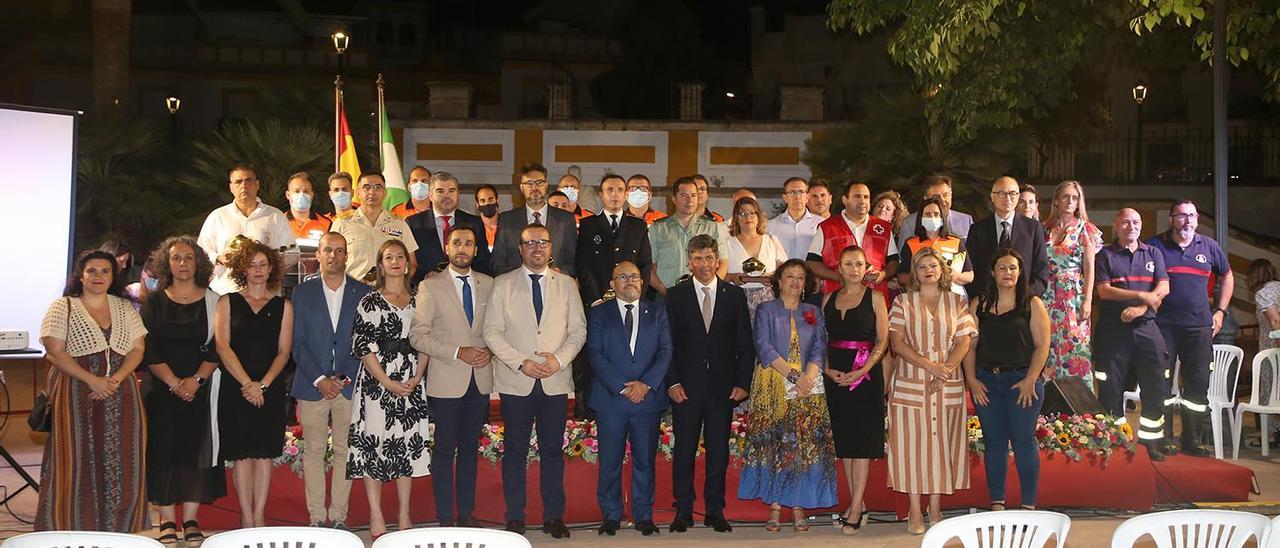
top-left (337, 105), bottom-right (362, 180)
top-left (378, 107), bottom-right (409, 211)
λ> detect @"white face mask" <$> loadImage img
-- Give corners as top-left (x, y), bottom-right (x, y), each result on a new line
top-left (331, 190), bottom-right (353, 210)
top-left (560, 187), bottom-right (579, 203)
top-left (410, 182), bottom-right (430, 201)
top-left (289, 192), bottom-right (312, 211)
top-left (922, 217), bottom-right (944, 233)
top-left (627, 189), bottom-right (650, 209)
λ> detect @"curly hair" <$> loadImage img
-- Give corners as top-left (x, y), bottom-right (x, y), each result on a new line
top-left (147, 235), bottom-right (214, 289)
top-left (63, 250), bottom-right (126, 297)
top-left (873, 190), bottom-right (909, 235)
top-left (225, 240), bottom-right (283, 291)
top-left (906, 246), bottom-right (953, 292)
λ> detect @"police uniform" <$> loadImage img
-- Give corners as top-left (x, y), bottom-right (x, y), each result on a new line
top-left (330, 208), bottom-right (419, 282)
top-left (1147, 231), bottom-right (1231, 452)
top-left (1094, 241), bottom-right (1170, 450)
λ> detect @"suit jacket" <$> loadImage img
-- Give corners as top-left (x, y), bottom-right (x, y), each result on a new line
top-left (586, 300), bottom-right (672, 414)
top-left (965, 214), bottom-right (1050, 298)
top-left (575, 211), bottom-right (652, 303)
top-left (406, 209), bottom-right (492, 285)
top-left (482, 266), bottom-right (587, 396)
top-left (664, 279), bottom-right (755, 403)
top-left (409, 269), bottom-right (494, 398)
top-left (290, 276), bottom-right (371, 401)
top-left (489, 206), bottom-right (577, 276)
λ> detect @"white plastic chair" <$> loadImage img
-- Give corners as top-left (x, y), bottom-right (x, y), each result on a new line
top-left (1267, 514), bottom-right (1280, 548)
top-left (370, 528), bottom-right (531, 548)
top-left (2, 532), bottom-right (164, 548)
top-left (1125, 359), bottom-right (1183, 412)
top-left (921, 510), bottom-right (1071, 548)
top-left (1110, 509), bottom-right (1271, 548)
top-left (1208, 344), bottom-right (1245, 459)
top-left (202, 527), bottom-right (363, 548)
top-left (1233, 348), bottom-right (1280, 459)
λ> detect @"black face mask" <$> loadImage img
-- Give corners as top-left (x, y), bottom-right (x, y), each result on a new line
top-left (478, 204), bottom-right (498, 217)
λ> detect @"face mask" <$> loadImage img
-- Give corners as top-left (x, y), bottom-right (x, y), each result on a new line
top-left (410, 182), bottom-right (430, 201)
top-left (478, 203), bottom-right (498, 217)
top-left (143, 276), bottom-right (159, 292)
top-left (922, 217), bottom-right (944, 233)
top-left (331, 190), bottom-right (353, 210)
top-left (289, 192), bottom-right (312, 211)
top-left (560, 187), bottom-right (579, 203)
top-left (627, 189), bottom-right (650, 209)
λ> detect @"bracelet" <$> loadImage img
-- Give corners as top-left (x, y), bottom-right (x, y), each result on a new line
top-left (259, 382), bottom-right (268, 392)
top-left (785, 369), bottom-right (801, 384)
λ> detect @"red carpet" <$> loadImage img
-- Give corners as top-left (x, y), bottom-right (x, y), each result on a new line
top-left (197, 450), bottom-right (1256, 528)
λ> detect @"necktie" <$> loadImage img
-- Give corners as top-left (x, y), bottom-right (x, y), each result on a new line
top-left (439, 215), bottom-right (451, 247)
top-left (530, 273), bottom-right (544, 323)
top-left (623, 304), bottom-right (634, 353)
top-left (999, 220), bottom-right (1012, 249)
top-left (609, 214), bottom-right (618, 233)
top-left (533, 211), bottom-right (543, 225)
top-left (701, 286), bottom-right (713, 332)
top-left (458, 275), bottom-right (473, 326)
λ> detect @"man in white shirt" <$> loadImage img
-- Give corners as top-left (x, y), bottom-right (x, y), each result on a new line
top-left (898, 174), bottom-right (975, 243)
top-left (767, 177), bottom-right (824, 260)
top-left (197, 163), bottom-right (297, 294)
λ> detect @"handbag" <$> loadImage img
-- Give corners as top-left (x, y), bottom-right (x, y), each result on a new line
top-left (28, 298), bottom-right (69, 433)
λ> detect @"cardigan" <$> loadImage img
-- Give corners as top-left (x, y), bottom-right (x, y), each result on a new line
top-left (40, 295), bottom-right (147, 358)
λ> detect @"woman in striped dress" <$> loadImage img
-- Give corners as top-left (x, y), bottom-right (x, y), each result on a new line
top-left (887, 247), bottom-right (976, 534)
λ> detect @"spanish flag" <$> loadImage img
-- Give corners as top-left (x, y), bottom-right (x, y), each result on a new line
top-left (338, 104), bottom-right (361, 179)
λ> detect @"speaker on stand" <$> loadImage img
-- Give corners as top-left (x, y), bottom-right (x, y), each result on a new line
top-left (1041, 376), bottom-right (1104, 416)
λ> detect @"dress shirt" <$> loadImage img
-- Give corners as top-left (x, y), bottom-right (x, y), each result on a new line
top-left (197, 200), bottom-right (297, 294)
top-left (767, 209), bottom-right (824, 259)
top-left (520, 264), bottom-right (561, 370)
top-left (694, 276), bottom-right (718, 318)
top-left (433, 208), bottom-right (456, 247)
top-left (526, 205), bottom-right (550, 225)
top-left (994, 211), bottom-right (1017, 241)
top-left (616, 298), bottom-right (639, 354)
top-left (315, 276), bottom-right (346, 385)
top-left (601, 208), bottom-right (625, 230)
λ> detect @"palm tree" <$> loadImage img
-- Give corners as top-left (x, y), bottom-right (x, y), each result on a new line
top-left (75, 114), bottom-right (176, 251)
top-left (91, 0), bottom-right (131, 112)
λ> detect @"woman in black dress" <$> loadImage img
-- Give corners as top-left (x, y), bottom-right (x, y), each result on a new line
top-left (821, 245), bottom-right (889, 535)
top-left (141, 236), bottom-right (226, 544)
top-left (214, 241), bottom-right (293, 528)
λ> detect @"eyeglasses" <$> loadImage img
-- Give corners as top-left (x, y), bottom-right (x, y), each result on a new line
top-left (359, 184), bottom-right (385, 191)
top-left (520, 239), bottom-right (551, 248)
top-left (520, 179), bottom-right (548, 188)
top-left (991, 191), bottom-right (1019, 200)
top-left (613, 273), bottom-right (642, 282)
top-left (737, 210), bottom-right (759, 218)
top-left (1172, 212), bottom-right (1198, 221)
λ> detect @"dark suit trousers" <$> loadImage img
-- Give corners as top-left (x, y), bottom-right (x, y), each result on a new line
top-left (428, 377), bottom-right (489, 522)
top-left (671, 395), bottom-right (733, 517)
top-left (597, 407), bottom-right (661, 522)
top-left (499, 381), bottom-right (567, 522)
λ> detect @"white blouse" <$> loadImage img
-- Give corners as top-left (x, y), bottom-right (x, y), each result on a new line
top-left (727, 233), bottom-right (787, 289)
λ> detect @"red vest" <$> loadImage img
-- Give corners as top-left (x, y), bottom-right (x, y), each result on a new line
top-left (818, 214), bottom-right (893, 294)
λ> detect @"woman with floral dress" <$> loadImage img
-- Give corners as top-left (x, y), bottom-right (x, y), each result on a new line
top-left (347, 240), bottom-right (431, 538)
top-left (1041, 180), bottom-right (1103, 390)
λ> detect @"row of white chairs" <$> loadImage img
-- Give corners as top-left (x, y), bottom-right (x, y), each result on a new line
top-left (924, 508), bottom-right (1277, 548)
top-left (1, 527), bottom-right (532, 548)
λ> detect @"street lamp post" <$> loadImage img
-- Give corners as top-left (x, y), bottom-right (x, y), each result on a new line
top-left (165, 96), bottom-right (181, 144)
top-left (332, 31), bottom-right (349, 172)
top-left (1132, 80), bottom-right (1147, 183)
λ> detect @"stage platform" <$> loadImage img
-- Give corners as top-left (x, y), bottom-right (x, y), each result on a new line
top-left (197, 450), bottom-right (1257, 529)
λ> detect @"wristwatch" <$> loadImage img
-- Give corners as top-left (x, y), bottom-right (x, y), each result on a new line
top-left (194, 374), bottom-right (206, 386)
top-left (1213, 307), bottom-right (1226, 315)
top-left (785, 369), bottom-right (801, 384)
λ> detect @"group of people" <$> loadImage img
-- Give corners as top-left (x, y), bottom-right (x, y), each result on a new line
top-left (36, 159), bottom-right (1237, 539)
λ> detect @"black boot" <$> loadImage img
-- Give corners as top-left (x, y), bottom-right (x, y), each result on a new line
top-left (1162, 409), bottom-right (1179, 455)
top-left (1141, 440), bottom-right (1166, 462)
top-left (1181, 408), bottom-right (1211, 457)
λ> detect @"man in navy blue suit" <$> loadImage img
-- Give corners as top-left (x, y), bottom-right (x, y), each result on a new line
top-left (406, 171), bottom-right (491, 284)
top-left (290, 232), bottom-right (371, 528)
top-left (586, 260), bottom-right (672, 537)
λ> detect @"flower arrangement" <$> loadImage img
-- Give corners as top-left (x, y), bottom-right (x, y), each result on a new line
top-left (272, 424), bottom-right (334, 474)
top-left (967, 412), bottom-right (1135, 462)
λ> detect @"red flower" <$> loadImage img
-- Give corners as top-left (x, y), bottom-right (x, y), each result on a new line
top-left (802, 310), bottom-right (817, 325)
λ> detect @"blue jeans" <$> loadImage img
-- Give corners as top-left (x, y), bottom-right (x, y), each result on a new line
top-left (973, 368), bottom-right (1044, 506)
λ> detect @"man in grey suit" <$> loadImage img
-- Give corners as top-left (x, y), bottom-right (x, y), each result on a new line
top-left (289, 232), bottom-right (370, 528)
top-left (489, 162), bottom-right (577, 276)
top-left (409, 225), bottom-right (493, 528)
top-left (483, 223), bottom-right (587, 538)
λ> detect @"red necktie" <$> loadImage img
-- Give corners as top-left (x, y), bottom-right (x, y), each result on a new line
top-left (439, 215), bottom-right (451, 247)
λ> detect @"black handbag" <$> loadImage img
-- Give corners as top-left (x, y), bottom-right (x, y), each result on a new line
top-left (27, 391), bottom-right (51, 433)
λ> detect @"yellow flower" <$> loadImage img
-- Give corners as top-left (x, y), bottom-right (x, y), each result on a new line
top-left (1120, 423), bottom-right (1134, 440)
top-left (1056, 433), bottom-right (1071, 446)
top-left (569, 440), bottom-right (585, 458)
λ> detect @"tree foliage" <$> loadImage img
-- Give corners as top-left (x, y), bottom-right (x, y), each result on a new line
top-left (825, 0), bottom-right (1280, 139)
top-left (75, 114), bottom-right (182, 252)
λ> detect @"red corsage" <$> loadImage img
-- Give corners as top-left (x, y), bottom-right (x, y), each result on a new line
top-left (802, 310), bottom-right (817, 325)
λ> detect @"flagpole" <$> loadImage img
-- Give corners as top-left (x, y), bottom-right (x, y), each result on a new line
top-left (334, 75), bottom-right (343, 172)
top-left (376, 73), bottom-right (386, 170)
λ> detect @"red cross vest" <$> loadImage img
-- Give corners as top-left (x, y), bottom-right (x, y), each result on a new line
top-left (818, 214), bottom-right (893, 294)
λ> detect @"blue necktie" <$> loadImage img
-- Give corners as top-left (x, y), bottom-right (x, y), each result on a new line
top-left (530, 273), bottom-right (543, 323)
top-left (458, 275), bottom-right (473, 326)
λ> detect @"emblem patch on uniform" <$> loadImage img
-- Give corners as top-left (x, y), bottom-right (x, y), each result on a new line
top-left (382, 228), bottom-right (403, 237)
top-left (872, 224), bottom-right (885, 235)
top-left (1145, 261), bottom-right (1155, 272)
top-left (1195, 253), bottom-right (1207, 263)
top-left (593, 234), bottom-right (602, 244)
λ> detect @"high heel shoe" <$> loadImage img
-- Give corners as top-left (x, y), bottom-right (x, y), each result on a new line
top-left (792, 508), bottom-right (809, 532)
top-left (906, 512), bottom-right (925, 535)
top-left (859, 510), bottom-right (870, 528)
top-left (765, 507), bottom-right (781, 532)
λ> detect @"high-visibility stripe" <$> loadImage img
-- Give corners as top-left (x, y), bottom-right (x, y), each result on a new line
top-left (1164, 397), bottom-right (1181, 406)
top-left (1182, 400), bottom-right (1209, 412)
top-left (1140, 416), bottom-right (1165, 428)
top-left (1165, 369), bottom-right (1171, 379)
top-left (1168, 266), bottom-right (1211, 277)
top-left (1095, 371), bottom-right (1109, 381)
top-left (1138, 429), bottom-right (1164, 440)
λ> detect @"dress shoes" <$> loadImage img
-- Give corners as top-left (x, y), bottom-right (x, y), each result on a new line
top-left (598, 520), bottom-right (620, 536)
top-left (456, 515), bottom-right (481, 528)
top-left (635, 520), bottom-right (660, 536)
top-left (668, 515), bottom-right (694, 533)
top-left (543, 519), bottom-right (571, 538)
top-left (704, 514), bottom-right (733, 532)
top-left (505, 520), bottom-right (526, 535)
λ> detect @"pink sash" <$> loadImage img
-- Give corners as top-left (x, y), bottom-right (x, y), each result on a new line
top-left (830, 339), bottom-right (873, 391)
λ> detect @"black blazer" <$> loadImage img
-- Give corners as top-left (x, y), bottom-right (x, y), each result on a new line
top-left (965, 214), bottom-right (1050, 298)
top-left (406, 209), bottom-right (492, 285)
top-left (575, 212), bottom-right (652, 303)
top-left (664, 279), bottom-right (755, 403)
top-left (489, 206), bottom-right (577, 276)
